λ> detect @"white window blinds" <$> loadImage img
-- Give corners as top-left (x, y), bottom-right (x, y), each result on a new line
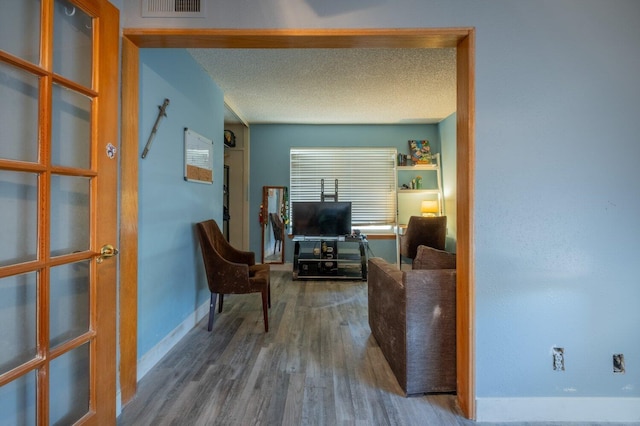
top-left (289, 147), bottom-right (397, 229)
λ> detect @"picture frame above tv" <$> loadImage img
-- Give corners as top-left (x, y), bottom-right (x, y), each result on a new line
top-left (291, 201), bottom-right (352, 237)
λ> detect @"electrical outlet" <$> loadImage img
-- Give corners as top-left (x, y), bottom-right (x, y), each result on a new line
top-left (613, 354), bottom-right (625, 373)
top-left (552, 347), bottom-right (565, 371)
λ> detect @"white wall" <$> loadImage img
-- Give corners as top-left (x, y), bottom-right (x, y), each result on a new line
top-left (122, 1), bottom-right (640, 422)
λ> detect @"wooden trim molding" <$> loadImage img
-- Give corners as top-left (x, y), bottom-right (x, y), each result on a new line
top-left (119, 28), bottom-right (476, 419)
top-left (119, 36), bottom-right (139, 405)
top-left (94, 2), bottom-right (120, 421)
top-left (456, 29), bottom-right (476, 420)
top-left (123, 27), bottom-right (471, 49)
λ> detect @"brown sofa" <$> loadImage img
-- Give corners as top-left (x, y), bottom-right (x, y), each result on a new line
top-left (367, 245), bottom-right (456, 395)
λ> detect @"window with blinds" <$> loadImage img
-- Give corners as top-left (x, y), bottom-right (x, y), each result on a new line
top-left (289, 147), bottom-right (397, 233)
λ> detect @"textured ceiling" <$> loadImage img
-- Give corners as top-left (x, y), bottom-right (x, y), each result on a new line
top-left (188, 48), bottom-right (456, 125)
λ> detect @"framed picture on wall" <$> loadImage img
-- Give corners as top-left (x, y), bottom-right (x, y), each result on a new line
top-left (184, 128), bottom-right (213, 184)
top-left (224, 129), bottom-right (236, 148)
top-left (408, 139), bottom-right (431, 164)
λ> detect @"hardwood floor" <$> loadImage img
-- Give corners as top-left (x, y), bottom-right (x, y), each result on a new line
top-left (117, 270), bottom-right (636, 425)
top-left (117, 270), bottom-right (474, 425)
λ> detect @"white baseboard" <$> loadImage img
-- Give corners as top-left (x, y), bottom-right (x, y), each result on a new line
top-left (136, 300), bottom-right (210, 382)
top-left (116, 300), bottom-right (209, 417)
top-left (476, 397), bottom-right (640, 423)
top-left (116, 388), bottom-right (122, 416)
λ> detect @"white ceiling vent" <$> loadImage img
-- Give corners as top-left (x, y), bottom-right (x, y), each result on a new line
top-left (142, 0), bottom-right (206, 18)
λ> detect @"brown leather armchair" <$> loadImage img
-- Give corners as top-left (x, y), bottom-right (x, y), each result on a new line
top-left (399, 215), bottom-right (447, 260)
top-left (196, 220), bottom-right (271, 332)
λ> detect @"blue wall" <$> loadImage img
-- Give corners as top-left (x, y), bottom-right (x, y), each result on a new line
top-left (249, 124), bottom-right (441, 264)
top-left (124, 0), bottom-right (640, 422)
top-left (137, 49), bottom-right (224, 357)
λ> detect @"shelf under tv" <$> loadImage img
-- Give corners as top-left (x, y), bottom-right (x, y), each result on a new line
top-left (292, 236), bottom-right (367, 281)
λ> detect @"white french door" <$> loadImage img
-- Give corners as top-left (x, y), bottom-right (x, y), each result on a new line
top-left (0, 0), bottom-right (119, 424)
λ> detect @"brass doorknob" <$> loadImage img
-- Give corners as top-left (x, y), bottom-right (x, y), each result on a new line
top-left (97, 244), bottom-right (119, 263)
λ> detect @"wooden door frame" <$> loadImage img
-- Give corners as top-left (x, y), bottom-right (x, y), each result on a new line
top-left (119, 28), bottom-right (476, 419)
top-left (94, 2), bottom-right (120, 423)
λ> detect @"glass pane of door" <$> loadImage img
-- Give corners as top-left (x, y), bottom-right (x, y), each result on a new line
top-left (49, 261), bottom-right (90, 348)
top-left (53, 0), bottom-right (93, 88)
top-left (0, 0), bottom-right (41, 64)
top-left (50, 175), bottom-right (90, 257)
top-left (51, 84), bottom-right (92, 169)
top-left (0, 273), bottom-right (38, 374)
top-left (0, 62), bottom-right (39, 163)
top-left (0, 372), bottom-right (37, 426)
top-left (0, 171), bottom-right (38, 267)
top-left (49, 343), bottom-right (90, 425)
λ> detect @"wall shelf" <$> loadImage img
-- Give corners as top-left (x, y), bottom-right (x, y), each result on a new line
top-left (397, 188), bottom-right (441, 194)
top-left (397, 164), bottom-right (439, 171)
top-left (396, 153), bottom-right (444, 219)
top-left (396, 152), bottom-right (445, 265)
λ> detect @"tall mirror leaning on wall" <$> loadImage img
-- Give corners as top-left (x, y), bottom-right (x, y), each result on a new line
top-left (261, 186), bottom-right (287, 264)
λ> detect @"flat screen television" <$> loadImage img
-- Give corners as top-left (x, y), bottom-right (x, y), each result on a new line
top-left (291, 201), bottom-right (352, 236)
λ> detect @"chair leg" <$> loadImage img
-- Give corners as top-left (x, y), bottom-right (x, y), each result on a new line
top-left (207, 293), bottom-right (217, 332)
top-left (218, 294), bottom-right (224, 313)
top-left (268, 281), bottom-right (271, 308)
top-left (261, 290), bottom-right (269, 332)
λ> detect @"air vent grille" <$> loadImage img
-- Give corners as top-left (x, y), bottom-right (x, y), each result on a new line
top-left (142, 0), bottom-right (206, 17)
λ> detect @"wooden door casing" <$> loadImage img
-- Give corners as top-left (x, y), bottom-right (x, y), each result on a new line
top-left (119, 28), bottom-right (475, 419)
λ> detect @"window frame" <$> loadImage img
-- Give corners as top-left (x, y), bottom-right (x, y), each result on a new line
top-left (289, 147), bottom-right (397, 235)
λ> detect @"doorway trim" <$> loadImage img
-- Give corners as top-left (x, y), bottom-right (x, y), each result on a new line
top-left (119, 28), bottom-right (476, 419)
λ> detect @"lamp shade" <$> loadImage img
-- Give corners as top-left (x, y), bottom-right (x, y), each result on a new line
top-left (420, 200), bottom-right (439, 216)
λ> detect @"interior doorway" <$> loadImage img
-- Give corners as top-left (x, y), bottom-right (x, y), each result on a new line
top-left (119, 28), bottom-right (476, 419)
top-left (224, 145), bottom-right (248, 249)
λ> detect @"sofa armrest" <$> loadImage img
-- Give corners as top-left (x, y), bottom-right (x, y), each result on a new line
top-left (367, 258), bottom-right (405, 336)
top-left (367, 256), bottom-right (457, 395)
top-left (404, 268), bottom-right (457, 394)
top-left (367, 257), bottom-right (408, 387)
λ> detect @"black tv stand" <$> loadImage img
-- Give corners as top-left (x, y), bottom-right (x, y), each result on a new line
top-left (292, 235), bottom-right (367, 281)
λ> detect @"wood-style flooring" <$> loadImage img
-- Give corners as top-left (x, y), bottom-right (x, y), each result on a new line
top-left (117, 270), bottom-right (632, 426)
top-left (118, 270), bottom-right (472, 425)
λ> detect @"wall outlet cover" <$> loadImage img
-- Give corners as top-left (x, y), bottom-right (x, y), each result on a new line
top-left (613, 354), bottom-right (625, 373)
top-left (553, 347), bottom-right (565, 371)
